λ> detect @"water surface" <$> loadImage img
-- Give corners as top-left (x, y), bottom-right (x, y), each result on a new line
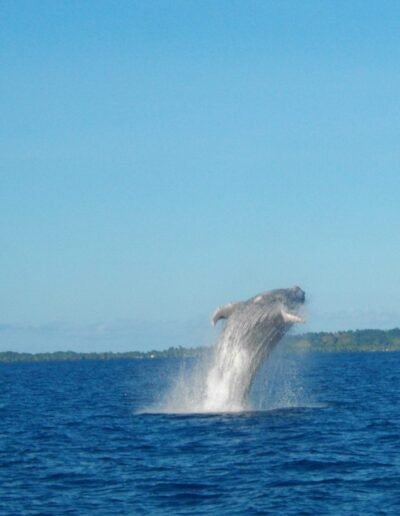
top-left (1, 352), bottom-right (400, 514)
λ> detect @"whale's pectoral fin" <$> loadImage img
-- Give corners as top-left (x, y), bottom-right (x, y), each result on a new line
top-left (281, 309), bottom-right (304, 324)
top-left (211, 303), bottom-right (238, 326)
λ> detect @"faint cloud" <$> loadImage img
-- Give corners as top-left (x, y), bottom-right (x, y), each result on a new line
top-left (0, 316), bottom-right (214, 354)
top-left (306, 307), bottom-right (400, 332)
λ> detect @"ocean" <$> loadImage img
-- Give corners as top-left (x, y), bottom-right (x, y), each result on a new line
top-left (1, 351), bottom-right (400, 514)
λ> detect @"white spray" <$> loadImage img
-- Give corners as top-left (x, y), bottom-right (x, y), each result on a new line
top-left (154, 287), bottom-right (306, 413)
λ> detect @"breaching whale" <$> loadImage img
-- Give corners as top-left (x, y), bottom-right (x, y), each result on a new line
top-left (203, 286), bottom-right (306, 411)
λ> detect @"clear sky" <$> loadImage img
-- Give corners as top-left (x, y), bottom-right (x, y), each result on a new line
top-left (1, 1), bottom-right (400, 352)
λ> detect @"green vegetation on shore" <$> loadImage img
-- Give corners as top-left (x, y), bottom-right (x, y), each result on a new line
top-left (288, 328), bottom-right (400, 353)
top-left (1, 328), bottom-right (400, 363)
top-left (0, 346), bottom-right (204, 363)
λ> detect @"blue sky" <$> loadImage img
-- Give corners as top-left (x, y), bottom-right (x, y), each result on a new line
top-left (1, 1), bottom-right (400, 352)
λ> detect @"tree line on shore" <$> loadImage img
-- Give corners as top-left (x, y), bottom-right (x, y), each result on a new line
top-left (1, 328), bottom-right (400, 363)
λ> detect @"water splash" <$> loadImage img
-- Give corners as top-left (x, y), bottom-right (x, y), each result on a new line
top-left (151, 287), bottom-right (307, 413)
top-left (250, 342), bottom-right (310, 411)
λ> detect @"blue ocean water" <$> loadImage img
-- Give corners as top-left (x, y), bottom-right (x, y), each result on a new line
top-left (1, 352), bottom-right (400, 515)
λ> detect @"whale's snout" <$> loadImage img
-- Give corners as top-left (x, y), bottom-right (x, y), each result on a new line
top-left (281, 287), bottom-right (306, 324)
top-left (292, 286), bottom-right (306, 304)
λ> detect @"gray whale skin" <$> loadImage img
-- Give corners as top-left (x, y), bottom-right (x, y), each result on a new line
top-left (212, 286), bottom-right (305, 329)
top-left (204, 286), bottom-right (306, 410)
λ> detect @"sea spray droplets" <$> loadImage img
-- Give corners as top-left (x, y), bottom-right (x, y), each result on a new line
top-left (202, 315), bottom-right (285, 411)
top-left (157, 287), bottom-right (306, 413)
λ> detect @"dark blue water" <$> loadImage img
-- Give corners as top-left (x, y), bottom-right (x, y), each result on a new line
top-left (1, 352), bottom-right (400, 514)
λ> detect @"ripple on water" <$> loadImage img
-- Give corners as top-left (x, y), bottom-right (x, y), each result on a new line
top-left (1, 354), bottom-right (400, 514)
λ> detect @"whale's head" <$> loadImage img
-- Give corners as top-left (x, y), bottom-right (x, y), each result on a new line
top-left (211, 286), bottom-right (306, 327)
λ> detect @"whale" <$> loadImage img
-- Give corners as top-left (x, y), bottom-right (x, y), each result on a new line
top-left (203, 286), bottom-right (306, 411)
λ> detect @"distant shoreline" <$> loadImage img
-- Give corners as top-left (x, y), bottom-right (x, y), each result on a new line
top-left (1, 328), bottom-right (399, 363)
